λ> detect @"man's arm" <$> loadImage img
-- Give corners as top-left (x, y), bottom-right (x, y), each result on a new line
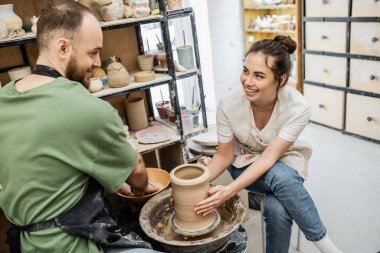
top-left (120, 153), bottom-right (148, 196)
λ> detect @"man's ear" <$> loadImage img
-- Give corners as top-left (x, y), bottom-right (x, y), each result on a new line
top-left (56, 38), bottom-right (72, 59)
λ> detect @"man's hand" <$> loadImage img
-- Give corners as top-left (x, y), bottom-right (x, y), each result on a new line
top-left (144, 182), bottom-right (159, 194)
top-left (119, 182), bottom-right (134, 196)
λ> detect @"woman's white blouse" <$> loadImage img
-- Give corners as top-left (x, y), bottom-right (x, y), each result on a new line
top-left (216, 85), bottom-right (312, 178)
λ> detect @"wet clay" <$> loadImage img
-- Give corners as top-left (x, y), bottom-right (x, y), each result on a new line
top-left (139, 189), bottom-right (246, 249)
top-left (169, 164), bottom-right (215, 233)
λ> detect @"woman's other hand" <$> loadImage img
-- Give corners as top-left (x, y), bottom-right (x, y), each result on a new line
top-left (194, 185), bottom-right (235, 216)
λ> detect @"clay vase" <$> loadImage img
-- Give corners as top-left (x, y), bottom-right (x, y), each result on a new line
top-left (177, 45), bottom-right (194, 69)
top-left (137, 54), bottom-right (153, 71)
top-left (0, 4), bottom-right (22, 34)
top-left (99, 0), bottom-right (124, 21)
top-left (170, 164), bottom-right (215, 232)
top-left (130, 0), bottom-right (150, 18)
top-left (125, 97), bottom-right (148, 131)
top-left (30, 16), bottom-right (38, 34)
top-left (155, 100), bottom-right (170, 119)
top-left (88, 77), bottom-right (103, 93)
top-left (107, 56), bottom-right (130, 88)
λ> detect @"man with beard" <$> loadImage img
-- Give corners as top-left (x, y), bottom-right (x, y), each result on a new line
top-left (0, 1), bottom-right (160, 253)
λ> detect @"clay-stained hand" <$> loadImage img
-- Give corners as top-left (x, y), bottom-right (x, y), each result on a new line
top-left (144, 182), bottom-right (159, 194)
top-left (194, 185), bottom-right (234, 216)
top-left (119, 182), bottom-right (134, 197)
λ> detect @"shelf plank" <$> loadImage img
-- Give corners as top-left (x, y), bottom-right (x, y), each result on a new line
top-left (92, 70), bottom-right (171, 99)
top-left (155, 117), bottom-right (206, 138)
top-left (0, 15), bottom-right (163, 48)
top-left (126, 121), bottom-right (181, 154)
top-left (100, 15), bottom-right (163, 30)
top-left (244, 4), bottom-right (297, 10)
top-left (176, 68), bottom-right (198, 79)
top-left (245, 29), bottom-right (296, 35)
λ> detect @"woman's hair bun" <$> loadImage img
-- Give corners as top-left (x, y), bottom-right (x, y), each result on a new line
top-left (274, 35), bottom-right (297, 54)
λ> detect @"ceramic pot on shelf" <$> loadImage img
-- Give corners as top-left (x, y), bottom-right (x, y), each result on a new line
top-left (106, 56), bottom-right (130, 88)
top-left (125, 97), bottom-right (148, 131)
top-left (0, 4), bottom-right (22, 34)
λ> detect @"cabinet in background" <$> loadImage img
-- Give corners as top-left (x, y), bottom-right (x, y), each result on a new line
top-left (302, 0), bottom-right (380, 143)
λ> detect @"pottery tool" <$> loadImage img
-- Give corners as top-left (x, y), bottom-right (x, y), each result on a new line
top-left (182, 30), bottom-right (186, 45)
top-left (171, 37), bottom-right (176, 46)
top-left (192, 85), bottom-right (195, 108)
top-left (155, 34), bottom-right (161, 44)
top-left (146, 38), bottom-right (150, 52)
top-left (160, 89), bottom-right (164, 103)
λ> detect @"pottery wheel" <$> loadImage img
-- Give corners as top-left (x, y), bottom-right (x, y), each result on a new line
top-left (169, 210), bottom-right (221, 237)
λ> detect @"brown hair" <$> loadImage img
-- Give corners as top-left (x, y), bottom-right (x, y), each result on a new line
top-left (36, 0), bottom-right (93, 51)
top-left (246, 35), bottom-right (297, 87)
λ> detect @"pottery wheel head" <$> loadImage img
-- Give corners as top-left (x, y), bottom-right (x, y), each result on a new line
top-left (169, 210), bottom-right (221, 237)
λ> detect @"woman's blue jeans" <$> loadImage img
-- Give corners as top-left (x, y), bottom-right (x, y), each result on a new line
top-left (228, 161), bottom-right (326, 253)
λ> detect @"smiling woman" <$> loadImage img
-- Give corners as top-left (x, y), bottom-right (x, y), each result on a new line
top-left (194, 35), bottom-right (344, 253)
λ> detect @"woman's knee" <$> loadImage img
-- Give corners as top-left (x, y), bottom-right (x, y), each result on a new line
top-left (264, 195), bottom-right (292, 225)
top-left (265, 162), bottom-right (303, 187)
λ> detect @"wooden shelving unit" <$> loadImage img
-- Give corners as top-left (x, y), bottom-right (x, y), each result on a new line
top-left (242, 0), bottom-right (302, 91)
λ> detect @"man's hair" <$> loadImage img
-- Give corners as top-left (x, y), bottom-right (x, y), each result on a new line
top-left (36, 0), bottom-right (94, 51)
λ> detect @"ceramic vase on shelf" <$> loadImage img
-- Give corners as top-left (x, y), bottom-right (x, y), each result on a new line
top-left (125, 97), bottom-right (148, 131)
top-left (106, 56), bottom-right (130, 88)
top-left (176, 45), bottom-right (194, 69)
top-left (0, 4), bottom-right (22, 34)
top-left (130, 0), bottom-right (150, 18)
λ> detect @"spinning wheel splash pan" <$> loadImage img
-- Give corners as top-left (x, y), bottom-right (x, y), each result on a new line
top-left (139, 189), bottom-right (246, 253)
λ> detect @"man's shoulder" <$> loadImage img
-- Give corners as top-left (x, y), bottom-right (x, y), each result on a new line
top-left (54, 78), bottom-right (118, 122)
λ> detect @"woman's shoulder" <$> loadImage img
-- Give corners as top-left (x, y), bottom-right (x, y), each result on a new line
top-left (278, 85), bottom-right (308, 108)
top-left (219, 86), bottom-right (246, 108)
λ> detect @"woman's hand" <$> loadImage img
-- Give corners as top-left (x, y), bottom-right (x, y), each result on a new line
top-left (194, 185), bottom-right (235, 216)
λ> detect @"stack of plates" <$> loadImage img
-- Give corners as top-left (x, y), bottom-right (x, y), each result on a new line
top-left (188, 127), bottom-right (218, 156)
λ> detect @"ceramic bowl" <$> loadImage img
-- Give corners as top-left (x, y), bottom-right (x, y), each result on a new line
top-left (137, 55), bottom-right (153, 71)
top-left (116, 167), bottom-right (170, 205)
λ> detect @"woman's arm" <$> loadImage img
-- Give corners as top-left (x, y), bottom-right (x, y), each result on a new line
top-left (207, 139), bottom-right (235, 182)
top-left (195, 135), bottom-right (293, 215)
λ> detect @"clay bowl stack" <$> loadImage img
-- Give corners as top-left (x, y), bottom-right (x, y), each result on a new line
top-left (116, 167), bottom-right (170, 205)
top-left (188, 128), bottom-right (218, 157)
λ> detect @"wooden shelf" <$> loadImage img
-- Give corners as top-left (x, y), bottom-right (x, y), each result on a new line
top-left (0, 15), bottom-right (163, 48)
top-left (126, 121), bottom-right (181, 154)
top-left (245, 29), bottom-right (296, 35)
top-left (92, 70), bottom-right (171, 99)
top-left (155, 116), bottom-right (206, 138)
top-left (176, 68), bottom-right (199, 79)
top-left (100, 15), bottom-right (163, 29)
top-left (244, 4), bottom-right (297, 10)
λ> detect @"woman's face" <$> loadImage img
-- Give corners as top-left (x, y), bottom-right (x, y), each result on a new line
top-left (240, 52), bottom-right (279, 104)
